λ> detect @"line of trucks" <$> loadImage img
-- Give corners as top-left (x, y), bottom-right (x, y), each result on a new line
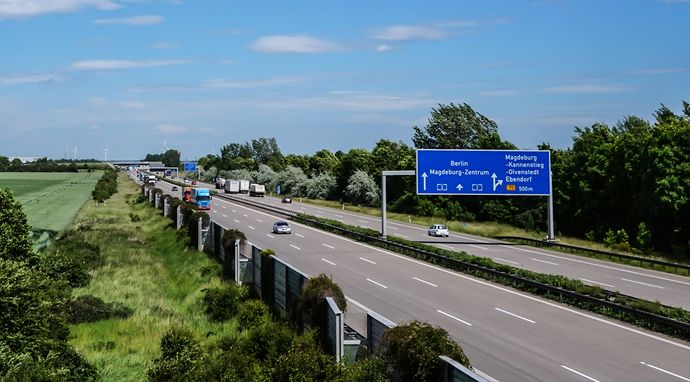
top-left (215, 178), bottom-right (265, 197)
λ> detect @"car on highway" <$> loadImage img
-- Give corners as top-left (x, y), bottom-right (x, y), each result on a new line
top-left (428, 224), bottom-right (449, 237)
top-left (171, 186), bottom-right (178, 191)
top-left (184, 178), bottom-right (189, 184)
top-left (281, 196), bottom-right (292, 203)
top-left (191, 180), bottom-right (198, 185)
top-left (272, 221), bottom-right (291, 234)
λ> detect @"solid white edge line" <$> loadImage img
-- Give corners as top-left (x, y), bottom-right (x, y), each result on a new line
top-left (289, 244), bottom-right (301, 250)
top-left (322, 243), bottom-right (335, 249)
top-left (469, 244), bottom-right (489, 250)
top-left (620, 278), bottom-right (664, 289)
top-left (579, 278), bottom-right (616, 289)
top-left (321, 258), bottom-right (336, 266)
top-left (439, 244), bottom-right (454, 249)
top-left (436, 309), bottom-right (472, 326)
top-left (495, 307), bottom-right (536, 324)
top-left (531, 257), bottom-right (559, 266)
top-left (360, 257), bottom-right (376, 265)
top-left (640, 361), bottom-right (690, 381)
top-left (215, 197), bottom-right (690, 351)
top-left (494, 257), bottom-right (520, 265)
top-left (366, 278), bottom-right (388, 289)
top-left (413, 277), bottom-right (438, 287)
top-left (560, 365), bottom-right (601, 382)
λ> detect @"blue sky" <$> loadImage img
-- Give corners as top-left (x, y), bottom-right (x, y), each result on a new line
top-left (1, 0), bottom-right (689, 160)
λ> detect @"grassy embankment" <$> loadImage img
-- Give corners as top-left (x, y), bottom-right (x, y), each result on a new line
top-left (68, 173), bottom-right (239, 381)
top-left (0, 171), bottom-right (102, 248)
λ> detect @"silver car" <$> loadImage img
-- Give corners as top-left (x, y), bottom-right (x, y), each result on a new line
top-left (428, 224), bottom-right (449, 237)
top-left (272, 221), bottom-right (291, 234)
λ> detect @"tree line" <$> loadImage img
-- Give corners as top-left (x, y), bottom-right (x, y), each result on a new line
top-left (191, 101), bottom-right (689, 257)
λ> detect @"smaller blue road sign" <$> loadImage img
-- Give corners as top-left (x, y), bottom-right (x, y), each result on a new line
top-left (416, 149), bottom-right (551, 196)
top-left (183, 162), bottom-right (196, 172)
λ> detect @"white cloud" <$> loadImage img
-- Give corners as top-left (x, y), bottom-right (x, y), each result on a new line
top-left (0, 73), bottom-right (60, 85)
top-left (94, 15), bottom-right (163, 25)
top-left (71, 59), bottom-right (191, 70)
top-left (376, 44), bottom-right (393, 52)
top-left (542, 84), bottom-right (634, 94)
top-left (250, 35), bottom-right (343, 53)
top-left (371, 25), bottom-right (445, 41)
top-left (480, 89), bottom-right (517, 96)
top-left (0, 0), bottom-right (119, 19)
top-left (156, 123), bottom-right (188, 134)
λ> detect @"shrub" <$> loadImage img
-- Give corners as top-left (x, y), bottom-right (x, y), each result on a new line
top-left (339, 355), bottom-right (389, 382)
top-left (66, 295), bottom-right (134, 324)
top-left (39, 250), bottom-right (91, 288)
top-left (299, 274), bottom-right (347, 327)
top-left (380, 321), bottom-right (470, 381)
top-left (271, 331), bottom-right (341, 382)
top-left (92, 168), bottom-right (118, 203)
top-left (232, 321), bottom-right (295, 362)
top-left (148, 327), bottom-right (208, 382)
top-left (202, 284), bottom-right (248, 322)
top-left (222, 229), bottom-right (247, 254)
top-left (237, 299), bottom-right (269, 329)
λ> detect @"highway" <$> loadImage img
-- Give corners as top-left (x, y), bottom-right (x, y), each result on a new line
top-left (145, 175), bottom-right (690, 382)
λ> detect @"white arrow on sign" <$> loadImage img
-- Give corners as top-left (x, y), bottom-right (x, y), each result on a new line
top-left (491, 173), bottom-right (503, 191)
top-left (456, 184), bottom-right (463, 191)
top-left (421, 172), bottom-right (428, 191)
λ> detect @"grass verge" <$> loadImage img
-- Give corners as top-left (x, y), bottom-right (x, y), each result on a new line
top-left (68, 173), bottom-right (239, 381)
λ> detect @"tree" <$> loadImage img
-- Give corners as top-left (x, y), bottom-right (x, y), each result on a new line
top-left (345, 170), bottom-right (379, 206)
top-left (305, 172), bottom-right (336, 199)
top-left (144, 153), bottom-right (163, 161)
top-left (285, 154), bottom-right (311, 175)
top-left (337, 148), bottom-right (373, 193)
top-left (309, 149), bottom-right (340, 176)
top-left (251, 137), bottom-right (284, 169)
top-left (412, 102), bottom-right (498, 149)
top-left (161, 149), bottom-right (181, 168)
top-left (0, 188), bottom-right (36, 264)
top-left (274, 166), bottom-right (308, 196)
top-left (0, 156), bottom-right (10, 172)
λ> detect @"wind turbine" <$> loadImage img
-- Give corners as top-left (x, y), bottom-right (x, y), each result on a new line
top-left (73, 145), bottom-right (78, 160)
top-left (103, 147), bottom-right (109, 162)
top-left (162, 139), bottom-right (169, 153)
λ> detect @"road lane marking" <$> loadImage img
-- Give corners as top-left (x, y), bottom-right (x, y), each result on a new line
top-left (256, 218), bottom-right (263, 222)
top-left (322, 243), bottom-right (335, 249)
top-left (242, 214), bottom-right (248, 217)
top-left (266, 234), bottom-right (274, 239)
top-left (216, 197), bottom-right (690, 351)
top-left (439, 244), bottom-right (454, 249)
top-left (299, 210), bottom-right (305, 213)
top-left (358, 219), bottom-right (368, 223)
top-left (360, 257), bottom-right (376, 265)
top-left (579, 278), bottom-right (616, 288)
top-left (397, 234), bottom-right (408, 238)
top-left (222, 214), bottom-right (228, 218)
top-left (366, 278), bottom-right (388, 289)
top-left (222, 205), bottom-right (227, 209)
top-left (495, 307), bottom-right (536, 324)
top-left (505, 245), bottom-right (690, 287)
top-left (248, 226), bottom-right (255, 230)
top-left (233, 219), bottom-right (240, 223)
top-left (621, 278), bottom-right (664, 289)
top-left (436, 310), bottom-right (472, 326)
top-left (295, 233), bottom-right (304, 238)
top-left (337, 219), bottom-right (345, 223)
top-left (231, 209), bottom-right (236, 212)
top-left (289, 244), bottom-right (301, 250)
top-left (321, 258), bottom-right (336, 266)
top-left (560, 366), bottom-right (600, 382)
top-left (494, 257), bottom-right (520, 265)
top-left (336, 214), bottom-right (343, 218)
top-left (531, 258), bottom-right (559, 266)
top-left (413, 277), bottom-right (438, 287)
top-left (389, 226), bottom-right (399, 230)
top-left (469, 244), bottom-right (489, 250)
top-left (640, 361), bottom-right (690, 381)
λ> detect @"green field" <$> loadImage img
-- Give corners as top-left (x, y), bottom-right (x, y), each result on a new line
top-left (0, 172), bottom-right (102, 233)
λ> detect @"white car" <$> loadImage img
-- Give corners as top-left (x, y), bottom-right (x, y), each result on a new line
top-left (272, 221), bottom-right (291, 234)
top-left (428, 224), bottom-right (449, 237)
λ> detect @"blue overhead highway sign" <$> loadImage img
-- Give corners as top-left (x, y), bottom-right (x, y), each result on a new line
top-left (183, 162), bottom-right (196, 172)
top-left (416, 149), bottom-right (551, 196)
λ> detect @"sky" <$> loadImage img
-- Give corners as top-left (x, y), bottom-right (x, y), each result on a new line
top-left (1, 0), bottom-right (689, 161)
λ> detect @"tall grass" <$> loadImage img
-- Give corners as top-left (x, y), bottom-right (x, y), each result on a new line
top-left (68, 174), bottom-right (240, 381)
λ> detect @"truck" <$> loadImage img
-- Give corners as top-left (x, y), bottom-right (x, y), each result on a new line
top-left (215, 177), bottom-right (226, 189)
top-left (146, 175), bottom-right (157, 185)
top-left (249, 183), bottom-right (265, 197)
top-left (191, 188), bottom-right (212, 210)
top-left (224, 179), bottom-right (240, 194)
top-left (239, 180), bottom-right (250, 194)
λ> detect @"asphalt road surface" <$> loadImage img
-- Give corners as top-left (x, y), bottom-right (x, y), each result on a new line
top-left (141, 174), bottom-right (690, 382)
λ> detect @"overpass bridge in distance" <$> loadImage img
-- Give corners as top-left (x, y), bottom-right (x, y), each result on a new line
top-left (109, 160), bottom-right (179, 176)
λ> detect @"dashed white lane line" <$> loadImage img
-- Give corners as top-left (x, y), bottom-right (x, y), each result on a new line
top-left (495, 257), bottom-right (520, 265)
top-left (266, 233), bottom-right (274, 239)
top-left (495, 307), bottom-right (536, 324)
top-left (289, 244), bottom-right (301, 250)
top-left (321, 258), bottom-right (336, 266)
top-left (242, 214), bottom-right (248, 217)
top-left (233, 219), bottom-right (240, 223)
top-left (621, 278), bottom-right (664, 289)
top-left (222, 205), bottom-right (227, 209)
top-left (531, 258), bottom-right (559, 266)
top-left (295, 233), bottom-right (304, 238)
top-left (256, 218), bottom-right (263, 222)
top-left (580, 278), bottom-right (616, 289)
top-left (248, 226), bottom-right (255, 230)
top-left (222, 214), bottom-right (228, 218)
top-left (358, 219), bottom-right (368, 223)
top-left (436, 309), bottom-right (472, 326)
top-left (640, 361), bottom-right (690, 381)
top-left (360, 257), bottom-right (376, 265)
top-left (335, 214), bottom-right (343, 218)
top-left (389, 226), bottom-right (399, 230)
top-left (366, 278), bottom-right (388, 289)
top-left (231, 209), bottom-right (236, 212)
top-left (322, 243), bottom-right (335, 249)
top-left (560, 365), bottom-right (601, 382)
top-left (469, 244), bottom-right (489, 250)
top-left (413, 277), bottom-right (438, 287)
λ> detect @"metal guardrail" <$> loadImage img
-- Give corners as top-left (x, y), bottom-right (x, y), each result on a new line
top-left (217, 193), bottom-right (690, 337)
top-left (495, 236), bottom-right (690, 275)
